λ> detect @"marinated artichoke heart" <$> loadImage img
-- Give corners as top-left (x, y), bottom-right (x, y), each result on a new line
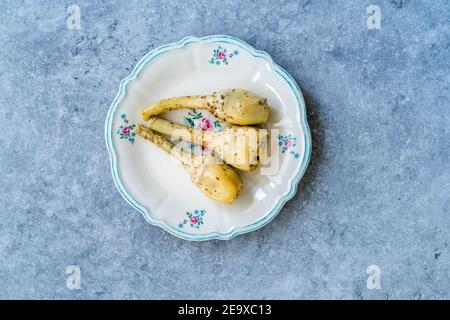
top-left (136, 124), bottom-right (243, 204)
top-left (146, 117), bottom-right (268, 172)
top-left (141, 89), bottom-right (270, 125)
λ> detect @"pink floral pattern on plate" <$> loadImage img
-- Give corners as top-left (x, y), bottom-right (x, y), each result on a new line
top-left (209, 45), bottom-right (239, 66)
top-left (183, 110), bottom-right (222, 155)
top-left (178, 209), bottom-right (206, 229)
top-left (184, 109), bottom-right (222, 131)
top-left (279, 134), bottom-right (300, 159)
top-left (117, 113), bottom-right (136, 144)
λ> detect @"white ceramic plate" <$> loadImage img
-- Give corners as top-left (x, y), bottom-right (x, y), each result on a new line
top-left (105, 35), bottom-right (311, 240)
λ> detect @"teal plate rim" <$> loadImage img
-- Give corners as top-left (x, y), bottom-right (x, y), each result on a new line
top-left (105, 35), bottom-right (312, 241)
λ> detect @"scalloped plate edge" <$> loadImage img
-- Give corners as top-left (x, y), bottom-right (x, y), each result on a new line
top-left (104, 35), bottom-right (312, 241)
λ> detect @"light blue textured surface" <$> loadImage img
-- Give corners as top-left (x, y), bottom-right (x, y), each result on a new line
top-left (1, 0), bottom-right (449, 299)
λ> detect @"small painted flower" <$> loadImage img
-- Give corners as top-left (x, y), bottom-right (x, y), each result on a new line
top-left (117, 113), bottom-right (136, 144)
top-left (190, 216), bottom-right (198, 224)
top-left (218, 51), bottom-right (226, 59)
top-left (185, 110), bottom-right (222, 131)
top-left (199, 117), bottom-right (214, 131)
top-left (178, 209), bottom-right (206, 230)
top-left (279, 134), bottom-right (299, 158)
top-left (209, 46), bottom-right (238, 66)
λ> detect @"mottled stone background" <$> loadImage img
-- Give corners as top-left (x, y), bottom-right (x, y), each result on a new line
top-left (1, 0), bottom-right (449, 299)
